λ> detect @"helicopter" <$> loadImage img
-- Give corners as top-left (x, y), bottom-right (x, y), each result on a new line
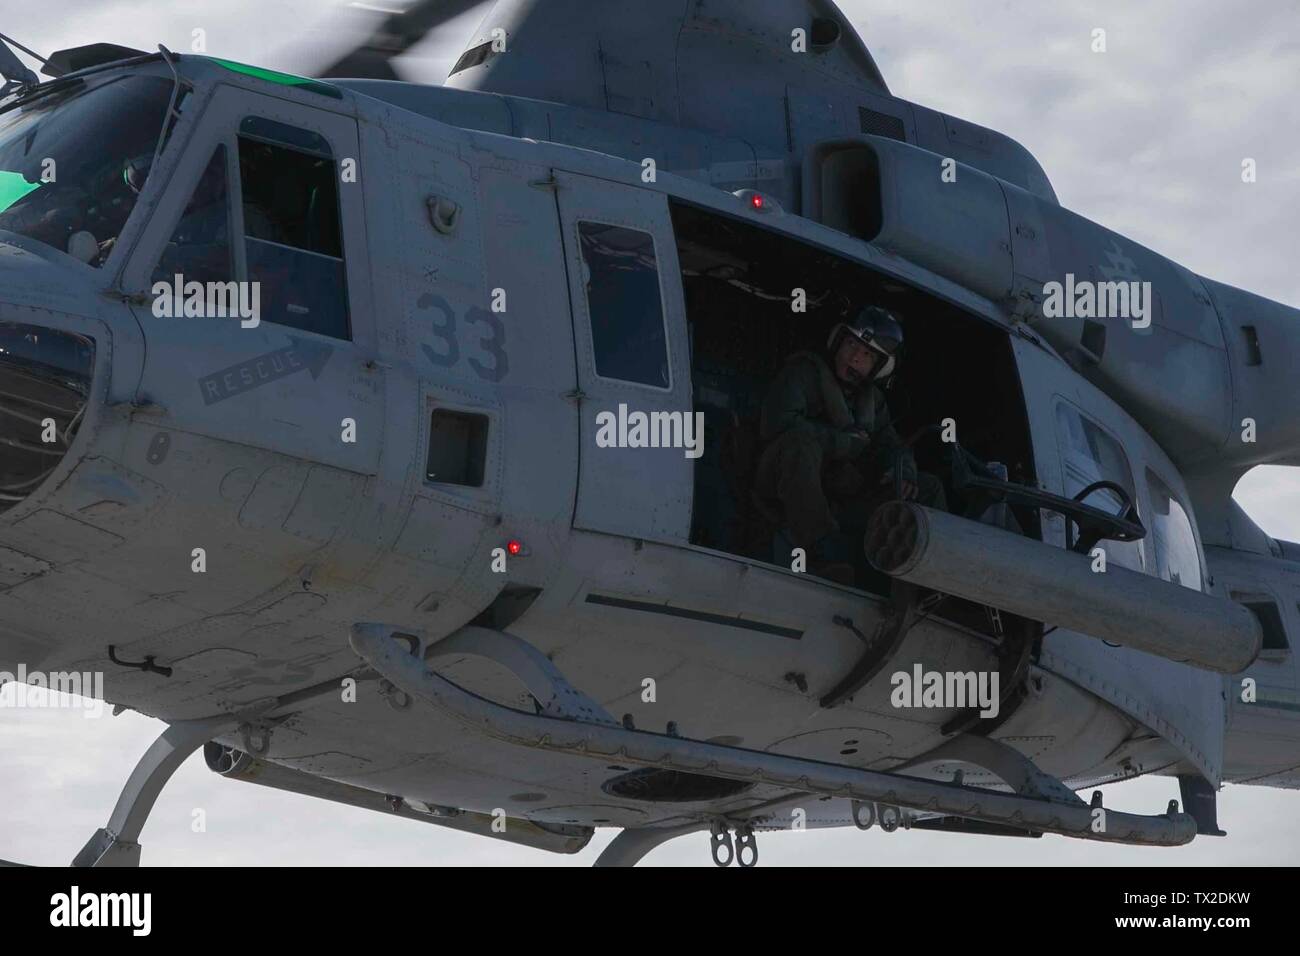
top-left (0, 0), bottom-right (1295, 868)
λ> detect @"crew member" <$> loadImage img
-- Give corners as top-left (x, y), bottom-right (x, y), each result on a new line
top-left (754, 306), bottom-right (945, 578)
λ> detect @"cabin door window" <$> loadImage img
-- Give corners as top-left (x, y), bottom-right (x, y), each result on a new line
top-left (553, 172), bottom-right (693, 542)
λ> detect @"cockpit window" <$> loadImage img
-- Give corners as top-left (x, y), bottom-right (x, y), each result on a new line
top-left (236, 117), bottom-right (349, 340)
top-left (1054, 400), bottom-right (1143, 571)
top-left (1146, 468), bottom-right (1202, 590)
top-left (0, 75), bottom-right (176, 266)
top-left (153, 145), bottom-right (233, 287)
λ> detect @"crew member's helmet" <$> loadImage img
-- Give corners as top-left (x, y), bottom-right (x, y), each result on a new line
top-left (826, 306), bottom-right (904, 383)
top-left (123, 154), bottom-right (153, 196)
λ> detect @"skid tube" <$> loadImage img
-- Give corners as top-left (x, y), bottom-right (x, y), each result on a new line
top-left (350, 624), bottom-right (1196, 848)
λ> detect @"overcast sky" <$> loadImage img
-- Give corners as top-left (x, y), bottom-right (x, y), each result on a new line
top-left (2, 0), bottom-right (1298, 866)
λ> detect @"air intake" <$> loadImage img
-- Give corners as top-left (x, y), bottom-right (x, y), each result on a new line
top-left (0, 323), bottom-right (94, 513)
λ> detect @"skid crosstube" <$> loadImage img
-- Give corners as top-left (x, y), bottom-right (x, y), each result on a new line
top-left (350, 622), bottom-right (1198, 851)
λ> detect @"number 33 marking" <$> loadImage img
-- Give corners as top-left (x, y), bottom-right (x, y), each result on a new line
top-left (418, 294), bottom-right (509, 382)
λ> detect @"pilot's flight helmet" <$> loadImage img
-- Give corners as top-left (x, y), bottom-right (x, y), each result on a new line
top-left (123, 155), bottom-right (153, 196)
top-left (827, 306), bottom-right (904, 382)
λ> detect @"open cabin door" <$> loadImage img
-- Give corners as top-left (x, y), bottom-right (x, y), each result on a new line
top-left (553, 172), bottom-right (693, 541)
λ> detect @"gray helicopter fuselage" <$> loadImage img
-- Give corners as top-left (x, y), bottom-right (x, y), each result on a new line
top-left (0, 44), bottom-right (1296, 846)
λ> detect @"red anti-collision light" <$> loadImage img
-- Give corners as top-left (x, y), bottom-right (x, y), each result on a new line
top-left (731, 188), bottom-right (780, 214)
top-left (507, 540), bottom-right (522, 556)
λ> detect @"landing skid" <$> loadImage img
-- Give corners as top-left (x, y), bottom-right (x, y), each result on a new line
top-left (352, 622), bottom-right (1200, 866)
top-left (594, 823), bottom-right (704, 867)
top-left (68, 681), bottom-right (338, 866)
top-left (57, 621), bottom-right (1203, 867)
top-left (72, 715), bottom-right (239, 867)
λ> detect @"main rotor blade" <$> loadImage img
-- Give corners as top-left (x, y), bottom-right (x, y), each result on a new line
top-left (318, 0), bottom-right (488, 79)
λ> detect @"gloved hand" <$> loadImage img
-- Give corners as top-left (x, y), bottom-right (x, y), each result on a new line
top-left (883, 449), bottom-right (919, 500)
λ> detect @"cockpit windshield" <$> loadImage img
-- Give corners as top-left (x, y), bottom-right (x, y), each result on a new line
top-left (0, 74), bottom-right (176, 267)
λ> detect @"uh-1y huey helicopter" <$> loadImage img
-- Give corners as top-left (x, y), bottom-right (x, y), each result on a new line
top-left (0, 0), bottom-right (1296, 867)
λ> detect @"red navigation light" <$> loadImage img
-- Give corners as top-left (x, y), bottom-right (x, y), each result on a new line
top-left (731, 188), bottom-right (780, 214)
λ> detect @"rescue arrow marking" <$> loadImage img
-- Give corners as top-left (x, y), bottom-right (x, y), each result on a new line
top-left (198, 337), bottom-right (333, 405)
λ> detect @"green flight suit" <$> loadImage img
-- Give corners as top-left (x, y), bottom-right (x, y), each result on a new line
top-left (753, 350), bottom-right (945, 550)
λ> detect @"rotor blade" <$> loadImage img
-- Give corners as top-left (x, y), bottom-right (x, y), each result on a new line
top-left (318, 0), bottom-right (488, 79)
top-left (0, 33), bottom-right (39, 87)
